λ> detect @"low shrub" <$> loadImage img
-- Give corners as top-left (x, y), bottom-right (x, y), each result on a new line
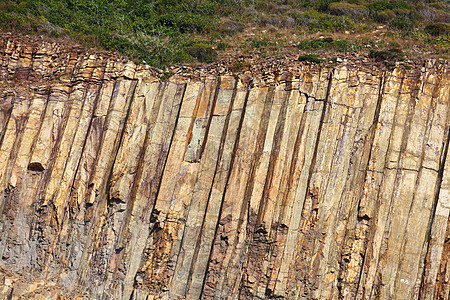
top-left (367, 1), bottom-right (412, 13)
top-left (417, 7), bottom-right (440, 23)
top-left (369, 48), bottom-right (406, 61)
top-left (289, 9), bottom-right (354, 32)
top-left (298, 53), bottom-right (324, 63)
top-left (276, 5), bottom-right (292, 14)
top-left (375, 9), bottom-right (396, 22)
top-left (216, 41), bottom-right (230, 50)
top-left (313, 0), bottom-right (343, 11)
top-left (298, 38), bottom-right (361, 52)
top-left (158, 12), bottom-right (214, 34)
top-left (298, 37), bottom-right (334, 49)
top-left (228, 60), bottom-right (251, 72)
top-left (435, 12), bottom-right (450, 24)
top-left (312, 15), bottom-right (355, 31)
top-left (328, 2), bottom-right (369, 18)
top-left (247, 39), bottom-right (273, 49)
top-left (289, 11), bottom-right (319, 26)
top-left (425, 22), bottom-right (450, 36)
top-left (256, 14), bottom-right (296, 28)
top-left (187, 43), bottom-right (217, 63)
top-left (333, 40), bottom-right (362, 51)
top-left (0, 10), bottom-right (24, 27)
top-left (220, 20), bottom-right (245, 35)
top-left (437, 36), bottom-right (450, 47)
top-left (255, 2), bottom-right (279, 13)
top-left (429, 2), bottom-right (448, 10)
top-left (390, 15), bottom-right (415, 32)
top-left (392, 8), bottom-right (412, 17)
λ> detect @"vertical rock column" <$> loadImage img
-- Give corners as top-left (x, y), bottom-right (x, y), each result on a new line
top-left (0, 35), bottom-right (450, 300)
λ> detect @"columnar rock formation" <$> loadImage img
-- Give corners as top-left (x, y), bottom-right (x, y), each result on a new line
top-left (0, 35), bottom-right (449, 299)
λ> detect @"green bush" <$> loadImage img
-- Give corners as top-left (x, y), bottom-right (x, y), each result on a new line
top-left (256, 14), bottom-right (296, 28)
top-left (315, 0), bottom-right (342, 11)
top-left (219, 20), bottom-right (245, 35)
top-left (369, 3), bottom-right (417, 32)
top-left (289, 11), bottom-right (319, 26)
top-left (437, 36), bottom-right (450, 47)
top-left (425, 22), bottom-right (450, 36)
top-left (375, 9), bottom-right (396, 22)
top-left (159, 12), bottom-right (214, 33)
top-left (228, 60), bottom-right (251, 72)
top-left (298, 53), bottom-right (324, 63)
top-left (298, 37), bottom-right (334, 49)
top-left (390, 15), bottom-right (415, 32)
top-left (247, 39), bottom-right (272, 48)
top-left (328, 2), bottom-right (369, 17)
top-left (429, 2), bottom-right (448, 10)
top-left (367, 1), bottom-right (412, 13)
top-left (316, 15), bottom-right (355, 31)
top-left (0, 10), bottom-right (38, 32)
top-left (217, 41), bottom-right (230, 50)
top-left (369, 48), bottom-right (406, 61)
top-left (187, 43), bottom-right (217, 63)
top-left (298, 38), bottom-right (361, 52)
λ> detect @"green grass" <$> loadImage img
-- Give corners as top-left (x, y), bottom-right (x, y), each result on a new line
top-left (0, 0), bottom-right (239, 67)
top-left (298, 53), bottom-right (324, 63)
top-left (0, 0), bottom-right (448, 67)
top-left (298, 38), bottom-right (362, 52)
top-left (368, 48), bottom-right (406, 61)
top-left (187, 43), bottom-right (217, 63)
top-left (367, 1), bottom-right (412, 12)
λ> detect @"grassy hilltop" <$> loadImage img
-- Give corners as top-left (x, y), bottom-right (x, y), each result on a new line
top-left (0, 0), bottom-right (449, 67)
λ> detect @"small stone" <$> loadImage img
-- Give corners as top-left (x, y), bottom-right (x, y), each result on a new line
top-left (247, 275), bottom-right (256, 284)
top-left (4, 277), bottom-right (13, 286)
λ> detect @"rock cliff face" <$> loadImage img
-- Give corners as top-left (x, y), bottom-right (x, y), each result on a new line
top-left (0, 35), bottom-right (449, 299)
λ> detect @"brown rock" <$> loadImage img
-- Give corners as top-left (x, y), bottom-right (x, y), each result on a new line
top-left (0, 34), bottom-right (449, 299)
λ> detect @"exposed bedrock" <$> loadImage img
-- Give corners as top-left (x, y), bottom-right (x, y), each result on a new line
top-left (0, 35), bottom-right (449, 299)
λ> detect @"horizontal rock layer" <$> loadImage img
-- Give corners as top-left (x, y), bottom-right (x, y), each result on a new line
top-left (0, 35), bottom-right (449, 299)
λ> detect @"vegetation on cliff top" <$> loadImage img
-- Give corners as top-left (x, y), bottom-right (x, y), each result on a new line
top-left (0, 0), bottom-right (449, 67)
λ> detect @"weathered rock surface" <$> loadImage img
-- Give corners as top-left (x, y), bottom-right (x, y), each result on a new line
top-left (0, 35), bottom-right (449, 299)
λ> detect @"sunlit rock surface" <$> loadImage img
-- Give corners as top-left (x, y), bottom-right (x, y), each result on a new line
top-left (0, 35), bottom-right (449, 299)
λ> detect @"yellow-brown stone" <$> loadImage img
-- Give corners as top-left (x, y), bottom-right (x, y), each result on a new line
top-left (0, 34), bottom-right (449, 299)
